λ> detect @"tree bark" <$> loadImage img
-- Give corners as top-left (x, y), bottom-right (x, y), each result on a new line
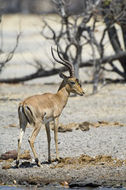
top-left (120, 24), bottom-right (126, 50)
top-left (106, 25), bottom-right (126, 73)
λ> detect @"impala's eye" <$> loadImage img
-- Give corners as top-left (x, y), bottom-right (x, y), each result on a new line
top-left (70, 81), bottom-right (75, 85)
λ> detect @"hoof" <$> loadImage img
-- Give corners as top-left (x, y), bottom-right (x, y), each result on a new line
top-left (52, 157), bottom-right (61, 162)
top-left (35, 158), bottom-right (42, 167)
top-left (48, 160), bottom-right (52, 164)
top-left (37, 162), bottom-right (42, 167)
top-left (16, 160), bottom-right (19, 168)
top-left (56, 157), bottom-right (62, 162)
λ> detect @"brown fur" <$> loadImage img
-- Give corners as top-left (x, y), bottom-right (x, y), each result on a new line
top-left (16, 76), bottom-right (84, 167)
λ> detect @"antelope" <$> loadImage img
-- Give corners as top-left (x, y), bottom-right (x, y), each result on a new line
top-left (16, 47), bottom-right (84, 167)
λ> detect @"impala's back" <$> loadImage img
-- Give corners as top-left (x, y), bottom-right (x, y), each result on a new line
top-left (18, 92), bottom-right (65, 126)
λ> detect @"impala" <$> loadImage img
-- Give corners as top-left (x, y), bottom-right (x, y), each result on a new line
top-left (16, 47), bottom-right (84, 167)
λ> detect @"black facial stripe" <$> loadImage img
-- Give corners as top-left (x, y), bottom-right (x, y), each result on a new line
top-left (70, 81), bottom-right (75, 85)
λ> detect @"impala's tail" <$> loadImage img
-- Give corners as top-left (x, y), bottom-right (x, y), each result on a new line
top-left (18, 104), bottom-right (35, 125)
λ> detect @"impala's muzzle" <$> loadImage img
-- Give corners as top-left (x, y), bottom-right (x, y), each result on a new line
top-left (80, 91), bottom-right (85, 96)
top-left (79, 91), bottom-right (85, 96)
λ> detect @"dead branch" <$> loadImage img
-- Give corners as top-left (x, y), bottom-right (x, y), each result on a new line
top-left (0, 66), bottom-right (67, 84)
top-left (0, 32), bottom-right (21, 72)
top-left (1, 50), bottom-right (126, 84)
top-left (81, 51), bottom-right (126, 67)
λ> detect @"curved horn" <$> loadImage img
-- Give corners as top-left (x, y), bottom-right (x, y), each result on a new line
top-left (51, 47), bottom-right (74, 77)
top-left (56, 47), bottom-right (74, 77)
top-left (51, 47), bottom-right (65, 66)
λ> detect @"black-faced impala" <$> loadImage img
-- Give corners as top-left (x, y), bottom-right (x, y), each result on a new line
top-left (16, 48), bottom-right (85, 167)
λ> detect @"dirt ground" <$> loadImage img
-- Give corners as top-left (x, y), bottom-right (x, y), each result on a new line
top-left (0, 82), bottom-right (126, 188)
top-left (0, 14), bottom-right (126, 188)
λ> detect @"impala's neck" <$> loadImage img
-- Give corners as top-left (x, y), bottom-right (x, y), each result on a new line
top-left (56, 80), bottom-right (71, 106)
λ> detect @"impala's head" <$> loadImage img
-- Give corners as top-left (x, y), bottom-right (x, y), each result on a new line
top-left (51, 47), bottom-right (85, 96)
top-left (59, 72), bottom-right (84, 96)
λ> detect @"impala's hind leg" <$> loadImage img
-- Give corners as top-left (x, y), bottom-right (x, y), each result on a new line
top-left (28, 122), bottom-right (41, 167)
top-left (16, 108), bottom-right (27, 167)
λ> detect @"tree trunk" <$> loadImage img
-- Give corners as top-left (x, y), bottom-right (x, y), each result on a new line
top-left (121, 24), bottom-right (126, 50)
top-left (73, 45), bottom-right (82, 79)
top-left (106, 24), bottom-right (126, 74)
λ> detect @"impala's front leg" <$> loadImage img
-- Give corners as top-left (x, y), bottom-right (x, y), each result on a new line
top-left (45, 122), bottom-right (51, 163)
top-left (54, 117), bottom-right (59, 161)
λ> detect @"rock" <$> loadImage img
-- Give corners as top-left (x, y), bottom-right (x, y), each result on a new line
top-left (79, 122), bottom-right (90, 131)
top-left (0, 150), bottom-right (31, 161)
top-left (2, 163), bottom-right (11, 170)
top-left (58, 126), bottom-right (73, 133)
top-left (0, 150), bottom-right (17, 160)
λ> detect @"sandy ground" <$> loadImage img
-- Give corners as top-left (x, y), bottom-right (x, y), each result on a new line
top-left (0, 15), bottom-right (126, 188)
top-left (0, 82), bottom-right (126, 188)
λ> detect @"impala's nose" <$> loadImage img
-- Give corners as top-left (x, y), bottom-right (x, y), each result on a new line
top-left (80, 91), bottom-right (85, 96)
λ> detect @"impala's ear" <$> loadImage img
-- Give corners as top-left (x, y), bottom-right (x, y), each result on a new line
top-left (59, 72), bottom-right (68, 80)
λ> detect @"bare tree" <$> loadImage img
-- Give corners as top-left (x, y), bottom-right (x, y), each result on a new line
top-left (0, 0), bottom-right (126, 94)
top-left (42, 0), bottom-right (91, 79)
top-left (0, 16), bottom-right (20, 74)
top-left (0, 34), bottom-right (20, 73)
top-left (101, 0), bottom-right (126, 75)
top-left (41, 0), bottom-right (126, 93)
top-left (41, 0), bottom-right (106, 93)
